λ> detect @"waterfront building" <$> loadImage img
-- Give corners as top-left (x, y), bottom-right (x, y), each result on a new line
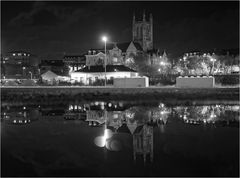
top-left (41, 70), bottom-right (70, 85)
top-left (70, 65), bottom-right (138, 85)
top-left (63, 54), bottom-right (86, 72)
top-left (1, 51), bottom-right (39, 79)
top-left (39, 59), bottom-right (68, 75)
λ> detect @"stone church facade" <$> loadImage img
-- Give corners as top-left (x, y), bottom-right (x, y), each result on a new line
top-left (132, 11), bottom-right (153, 52)
top-left (77, 11), bottom-right (169, 73)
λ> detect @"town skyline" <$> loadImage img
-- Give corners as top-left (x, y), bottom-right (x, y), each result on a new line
top-left (1, 1), bottom-right (239, 59)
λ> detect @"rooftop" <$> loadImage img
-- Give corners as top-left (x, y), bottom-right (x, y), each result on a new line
top-left (75, 65), bottom-right (137, 73)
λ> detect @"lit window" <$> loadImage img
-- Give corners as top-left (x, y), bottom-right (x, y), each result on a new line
top-left (113, 57), bottom-right (118, 62)
top-left (113, 114), bottom-right (118, 119)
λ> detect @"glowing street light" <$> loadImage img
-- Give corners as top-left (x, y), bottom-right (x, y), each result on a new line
top-left (102, 36), bottom-right (107, 87)
top-left (160, 61), bottom-right (165, 66)
top-left (210, 57), bottom-right (216, 76)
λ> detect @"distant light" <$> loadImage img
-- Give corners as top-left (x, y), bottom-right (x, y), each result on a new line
top-left (210, 58), bottom-right (216, 62)
top-left (159, 103), bottom-right (165, 108)
top-left (102, 36), bottom-right (107, 42)
top-left (23, 106), bottom-right (26, 110)
top-left (119, 102), bottom-right (123, 107)
top-left (160, 61), bottom-right (165, 66)
top-left (13, 53), bottom-right (16, 56)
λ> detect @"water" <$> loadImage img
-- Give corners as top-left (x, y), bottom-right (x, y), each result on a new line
top-left (1, 100), bottom-right (239, 177)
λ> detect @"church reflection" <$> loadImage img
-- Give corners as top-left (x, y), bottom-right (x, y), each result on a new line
top-left (1, 101), bottom-right (239, 164)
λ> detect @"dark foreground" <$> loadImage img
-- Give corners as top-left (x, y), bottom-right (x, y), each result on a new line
top-left (1, 99), bottom-right (239, 177)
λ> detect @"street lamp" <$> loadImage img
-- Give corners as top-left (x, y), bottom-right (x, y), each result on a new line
top-left (29, 71), bottom-right (32, 80)
top-left (160, 61), bottom-right (165, 66)
top-left (102, 36), bottom-right (107, 87)
top-left (22, 67), bottom-right (26, 78)
top-left (210, 58), bottom-right (216, 76)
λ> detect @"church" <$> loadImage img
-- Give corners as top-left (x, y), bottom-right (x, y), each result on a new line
top-left (84, 11), bottom-right (168, 69)
top-left (69, 11), bottom-right (168, 84)
top-left (131, 11), bottom-right (169, 67)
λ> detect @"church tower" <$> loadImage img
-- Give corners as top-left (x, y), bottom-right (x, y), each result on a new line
top-left (132, 11), bottom-right (153, 52)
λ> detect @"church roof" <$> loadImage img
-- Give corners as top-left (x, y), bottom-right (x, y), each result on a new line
top-left (116, 42), bottom-right (143, 52)
top-left (75, 65), bottom-right (137, 73)
top-left (116, 42), bottom-right (130, 52)
top-left (132, 42), bottom-right (143, 51)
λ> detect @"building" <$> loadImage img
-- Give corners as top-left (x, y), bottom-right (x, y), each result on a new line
top-left (132, 11), bottom-right (153, 52)
top-left (63, 54), bottom-right (86, 72)
top-left (85, 43), bottom-right (125, 66)
top-left (1, 51), bottom-right (39, 79)
top-left (40, 70), bottom-right (70, 85)
top-left (117, 41), bottom-right (143, 66)
top-left (39, 59), bottom-right (68, 75)
top-left (70, 65), bottom-right (138, 85)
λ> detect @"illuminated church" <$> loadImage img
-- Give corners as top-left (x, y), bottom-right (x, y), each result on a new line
top-left (69, 11), bottom-right (168, 83)
top-left (132, 11), bottom-right (153, 52)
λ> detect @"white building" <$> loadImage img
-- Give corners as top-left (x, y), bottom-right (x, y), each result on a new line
top-left (70, 65), bottom-right (138, 85)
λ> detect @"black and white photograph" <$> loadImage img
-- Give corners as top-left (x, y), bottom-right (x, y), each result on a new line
top-left (1, 0), bottom-right (239, 177)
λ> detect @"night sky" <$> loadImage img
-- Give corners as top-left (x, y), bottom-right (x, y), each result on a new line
top-left (1, 1), bottom-right (239, 58)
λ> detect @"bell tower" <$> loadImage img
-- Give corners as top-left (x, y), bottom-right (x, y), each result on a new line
top-left (132, 11), bottom-right (153, 52)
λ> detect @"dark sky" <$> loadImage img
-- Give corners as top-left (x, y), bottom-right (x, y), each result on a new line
top-left (1, 1), bottom-right (239, 58)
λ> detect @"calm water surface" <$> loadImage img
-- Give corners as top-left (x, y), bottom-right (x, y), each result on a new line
top-left (1, 100), bottom-right (239, 177)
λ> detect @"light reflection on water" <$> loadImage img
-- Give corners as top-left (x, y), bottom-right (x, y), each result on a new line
top-left (1, 100), bottom-right (239, 177)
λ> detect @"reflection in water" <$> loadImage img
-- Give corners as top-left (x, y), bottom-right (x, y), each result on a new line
top-left (1, 100), bottom-right (239, 176)
top-left (133, 125), bottom-right (153, 163)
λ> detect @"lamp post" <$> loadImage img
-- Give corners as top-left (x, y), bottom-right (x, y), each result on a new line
top-left (102, 36), bottom-right (107, 87)
top-left (29, 71), bottom-right (32, 80)
top-left (22, 66), bottom-right (26, 78)
top-left (210, 58), bottom-right (216, 76)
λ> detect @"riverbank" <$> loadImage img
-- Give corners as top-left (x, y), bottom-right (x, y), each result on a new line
top-left (1, 86), bottom-right (239, 101)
